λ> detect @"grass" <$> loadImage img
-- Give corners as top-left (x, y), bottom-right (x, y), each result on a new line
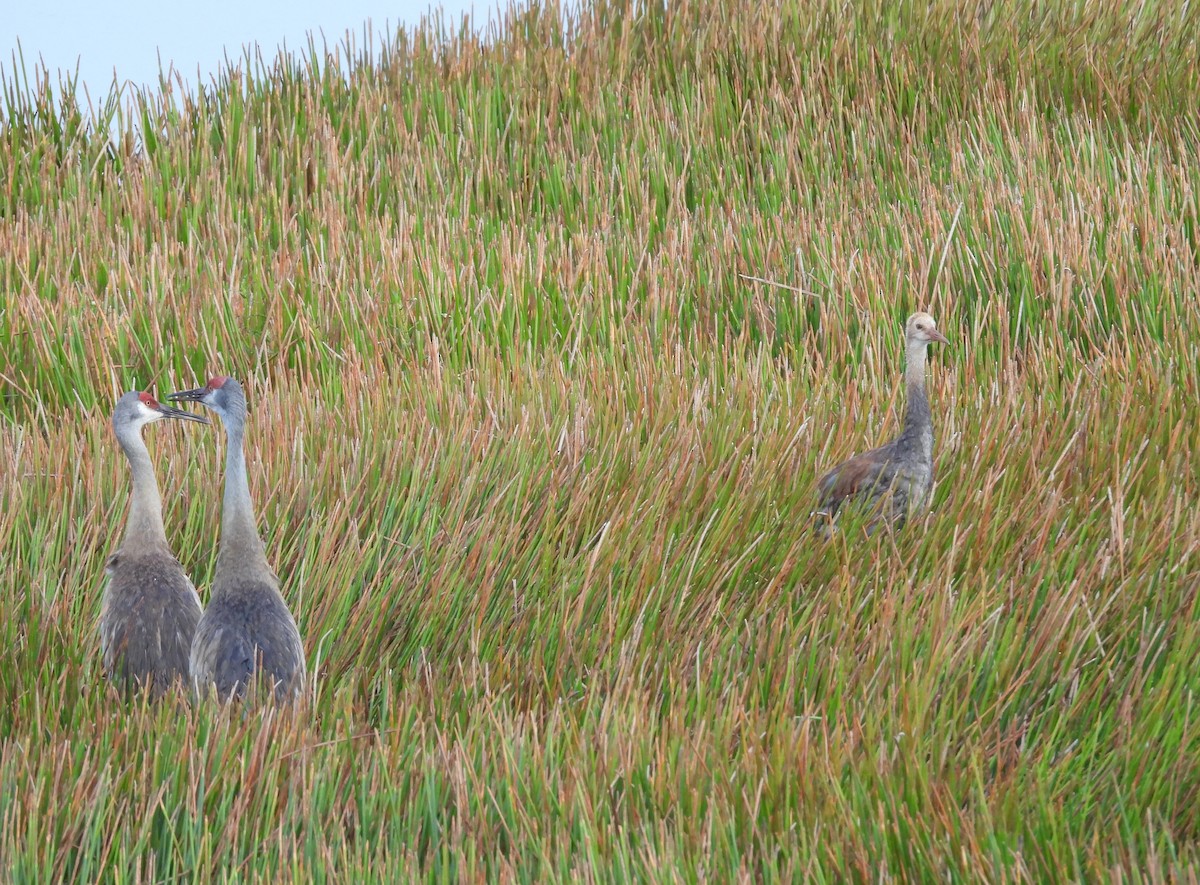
top-left (3, 0), bottom-right (1200, 877)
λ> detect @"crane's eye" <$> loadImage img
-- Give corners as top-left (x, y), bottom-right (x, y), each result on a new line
top-left (138, 393), bottom-right (159, 408)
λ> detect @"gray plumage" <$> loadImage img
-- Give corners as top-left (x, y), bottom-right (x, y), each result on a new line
top-left (814, 312), bottom-right (948, 535)
top-left (100, 391), bottom-right (206, 696)
top-left (169, 376), bottom-right (306, 702)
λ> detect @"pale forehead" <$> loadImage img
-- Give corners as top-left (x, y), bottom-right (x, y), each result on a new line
top-left (908, 312), bottom-right (936, 326)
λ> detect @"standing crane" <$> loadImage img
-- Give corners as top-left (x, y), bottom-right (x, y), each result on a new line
top-left (100, 391), bottom-right (207, 696)
top-left (814, 312), bottom-right (949, 535)
top-left (168, 376), bottom-right (306, 702)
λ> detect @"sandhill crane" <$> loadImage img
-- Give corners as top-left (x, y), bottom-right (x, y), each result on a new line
top-left (100, 391), bottom-right (207, 696)
top-left (814, 312), bottom-right (949, 535)
top-left (168, 376), bottom-right (306, 702)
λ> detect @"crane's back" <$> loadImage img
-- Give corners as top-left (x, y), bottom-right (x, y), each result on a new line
top-left (815, 436), bottom-right (934, 533)
top-left (189, 573), bottom-right (306, 703)
top-left (100, 548), bottom-right (203, 697)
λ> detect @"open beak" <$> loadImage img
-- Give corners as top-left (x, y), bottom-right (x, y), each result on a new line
top-left (928, 329), bottom-right (950, 345)
top-left (158, 403), bottom-right (209, 424)
top-left (167, 386), bottom-right (209, 404)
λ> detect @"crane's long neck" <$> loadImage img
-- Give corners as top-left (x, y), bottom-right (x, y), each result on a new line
top-left (216, 421), bottom-right (270, 577)
top-left (117, 424), bottom-right (169, 549)
top-left (901, 339), bottom-right (933, 445)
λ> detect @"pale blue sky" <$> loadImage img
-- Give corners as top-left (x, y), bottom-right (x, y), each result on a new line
top-left (2, 0), bottom-right (482, 109)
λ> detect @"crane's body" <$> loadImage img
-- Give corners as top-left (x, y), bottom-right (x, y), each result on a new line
top-left (100, 391), bottom-right (206, 696)
top-left (187, 571), bottom-right (306, 702)
top-left (814, 313), bottom-right (947, 535)
top-left (169, 377), bottom-right (305, 702)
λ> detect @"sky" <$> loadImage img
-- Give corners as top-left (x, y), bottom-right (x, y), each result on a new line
top-left (1, 0), bottom-right (482, 111)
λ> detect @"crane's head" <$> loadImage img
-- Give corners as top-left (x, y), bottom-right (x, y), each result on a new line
top-left (112, 390), bottom-right (209, 435)
top-left (167, 376), bottom-right (247, 427)
top-left (905, 312), bottom-right (949, 346)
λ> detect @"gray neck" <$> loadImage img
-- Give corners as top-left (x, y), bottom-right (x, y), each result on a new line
top-left (117, 423), bottom-right (168, 549)
top-left (900, 339), bottom-right (933, 445)
top-left (216, 422), bottom-right (270, 576)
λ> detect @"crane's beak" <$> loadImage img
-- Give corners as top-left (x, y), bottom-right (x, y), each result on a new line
top-left (928, 329), bottom-right (949, 345)
top-left (158, 403), bottom-right (209, 424)
top-left (167, 386), bottom-right (209, 404)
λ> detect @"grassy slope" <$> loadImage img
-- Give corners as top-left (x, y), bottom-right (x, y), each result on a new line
top-left (3, 0), bottom-right (1200, 878)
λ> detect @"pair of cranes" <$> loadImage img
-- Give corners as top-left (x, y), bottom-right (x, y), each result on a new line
top-left (99, 312), bottom-right (946, 702)
top-left (100, 377), bottom-right (305, 702)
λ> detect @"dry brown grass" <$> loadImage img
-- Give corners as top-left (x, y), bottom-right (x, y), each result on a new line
top-left (2, 0), bottom-right (1200, 878)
